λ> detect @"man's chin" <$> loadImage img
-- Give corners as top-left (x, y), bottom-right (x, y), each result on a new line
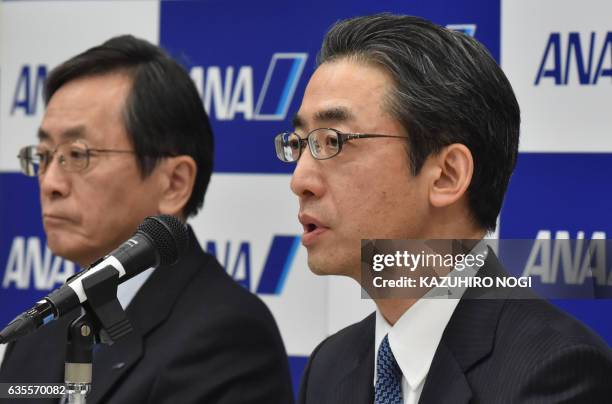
top-left (307, 255), bottom-right (356, 278)
top-left (46, 238), bottom-right (89, 267)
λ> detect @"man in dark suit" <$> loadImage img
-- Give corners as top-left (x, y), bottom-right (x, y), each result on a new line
top-left (273, 14), bottom-right (612, 403)
top-left (1, 35), bottom-right (293, 403)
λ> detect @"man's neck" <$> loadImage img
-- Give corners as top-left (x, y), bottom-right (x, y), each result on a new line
top-left (373, 227), bottom-right (487, 326)
top-left (375, 298), bottom-right (418, 325)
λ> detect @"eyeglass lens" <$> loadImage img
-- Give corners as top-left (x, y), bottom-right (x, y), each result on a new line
top-left (276, 129), bottom-right (341, 162)
top-left (19, 141), bottom-right (90, 176)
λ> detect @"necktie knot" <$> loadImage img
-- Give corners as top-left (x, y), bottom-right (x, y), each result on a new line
top-left (375, 334), bottom-right (403, 404)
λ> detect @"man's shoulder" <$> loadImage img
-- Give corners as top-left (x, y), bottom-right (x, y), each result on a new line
top-left (421, 296), bottom-right (612, 402)
top-left (467, 250), bottom-right (611, 357)
top-left (450, 294), bottom-right (612, 363)
top-left (461, 298), bottom-right (612, 401)
top-left (181, 250), bottom-right (271, 309)
top-left (151, 249), bottom-right (285, 356)
top-left (494, 298), bottom-right (610, 355)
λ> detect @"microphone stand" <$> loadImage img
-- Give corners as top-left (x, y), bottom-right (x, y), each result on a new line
top-left (65, 312), bottom-right (94, 403)
top-left (62, 266), bottom-right (134, 404)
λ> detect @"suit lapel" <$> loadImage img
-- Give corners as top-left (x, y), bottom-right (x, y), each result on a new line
top-left (419, 342), bottom-right (472, 404)
top-left (125, 227), bottom-right (207, 338)
top-left (333, 314), bottom-right (375, 404)
top-left (419, 250), bottom-right (508, 404)
top-left (87, 331), bottom-right (143, 403)
top-left (87, 227), bottom-right (207, 403)
top-left (335, 343), bottom-right (374, 404)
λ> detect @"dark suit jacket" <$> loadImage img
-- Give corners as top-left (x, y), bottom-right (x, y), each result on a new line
top-left (0, 228), bottom-right (294, 404)
top-left (299, 251), bottom-right (612, 403)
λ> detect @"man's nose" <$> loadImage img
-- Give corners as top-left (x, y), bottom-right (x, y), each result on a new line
top-left (290, 147), bottom-right (325, 200)
top-left (39, 155), bottom-right (71, 200)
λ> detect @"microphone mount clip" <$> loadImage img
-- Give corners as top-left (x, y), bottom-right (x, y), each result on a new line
top-left (64, 265), bottom-right (133, 403)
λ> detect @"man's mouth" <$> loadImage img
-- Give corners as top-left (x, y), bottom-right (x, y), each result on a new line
top-left (299, 214), bottom-right (329, 246)
top-left (42, 213), bottom-right (74, 226)
top-left (305, 223), bottom-right (318, 233)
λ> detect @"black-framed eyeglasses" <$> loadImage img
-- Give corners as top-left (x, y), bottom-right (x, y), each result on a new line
top-left (17, 139), bottom-right (136, 177)
top-left (274, 128), bottom-right (408, 162)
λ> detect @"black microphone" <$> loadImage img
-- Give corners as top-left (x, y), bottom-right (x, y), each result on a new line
top-left (0, 215), bottom-right (189, 344)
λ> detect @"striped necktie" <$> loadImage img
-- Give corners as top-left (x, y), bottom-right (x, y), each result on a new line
top-left (375, 334), bottom-right (403, 404)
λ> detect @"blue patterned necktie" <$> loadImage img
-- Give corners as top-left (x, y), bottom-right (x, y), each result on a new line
top-left (375, 334), bottom-right (403, 404)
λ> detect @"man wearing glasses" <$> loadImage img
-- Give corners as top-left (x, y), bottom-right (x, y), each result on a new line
top-left (1, 35), bottom-right (293, 403)
top-left (277, 14), bottom-right (612, 404)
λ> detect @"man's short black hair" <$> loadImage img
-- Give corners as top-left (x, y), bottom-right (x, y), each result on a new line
top-left (45, 34), bottom-right (213, 218)
top-left (318, 14), bottom-right (520, 231)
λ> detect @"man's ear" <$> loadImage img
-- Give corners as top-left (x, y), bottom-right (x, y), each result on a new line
top-left (428, 143), bottom-right (473, 208)
top-left (157, 156), bottom-right (197, 218)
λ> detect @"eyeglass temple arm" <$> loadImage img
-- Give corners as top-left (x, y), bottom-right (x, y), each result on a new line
top-left (88, 148), bottom-right (134, 154)
top-left (344, 133), bottom-right (408, 140)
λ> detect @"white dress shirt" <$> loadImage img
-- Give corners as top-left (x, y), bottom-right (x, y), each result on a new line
top-left (373, 242), bottom-right (488, 404)
top-left (0, 267), bottom-right (154, 367)
top-left (375, 298), bottom-right (460, 404)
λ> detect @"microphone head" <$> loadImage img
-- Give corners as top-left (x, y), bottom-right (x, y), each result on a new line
top-left (137, 215), bottom-right (189, 266)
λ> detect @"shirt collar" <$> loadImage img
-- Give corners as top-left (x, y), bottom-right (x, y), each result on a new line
top-left (375, 298), bottom-right (460, 392)
top-left (374, 239), bottom-right (489, 391)
top-left (116, 266), bottom-right (155, 309)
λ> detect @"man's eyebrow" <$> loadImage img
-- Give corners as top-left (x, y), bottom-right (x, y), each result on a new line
top-left (37, 128), bottom-right (51, 141)
top-left (292, 114), bottom-right (304, 129)
top-left (37, 126), bottom-right (87, 142)
top-left (314, 107), bottom-right (353, 124)
top-left (292, 107), bottom-right (354, 130)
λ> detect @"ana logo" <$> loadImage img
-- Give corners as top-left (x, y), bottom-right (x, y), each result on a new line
top-left (522, 230), bottom-right (612, 286)
top-left (9, 53), bottom-right (309, 121)
top-left (2, 236), bottom-right (76, 290)
top-left (535, 32), bottom-right (612, 85)
top-left (206, 235), bottom-right (300, 295)
top-left (11, 64), bottom-right (48, 116)
top-left (2, 234), bottom-right (302, 294)
top-left (190, 53), bottom-right (308, 121)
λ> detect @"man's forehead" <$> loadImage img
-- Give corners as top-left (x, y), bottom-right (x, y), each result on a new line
top-left (44, 73), bottom-right (131, 118)
top-left (38, 104), bottom-right (96, 145)
top-left (38, 73), bottom-right (131, 144)
top-left (294, 60), bottom-right (394, 132)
